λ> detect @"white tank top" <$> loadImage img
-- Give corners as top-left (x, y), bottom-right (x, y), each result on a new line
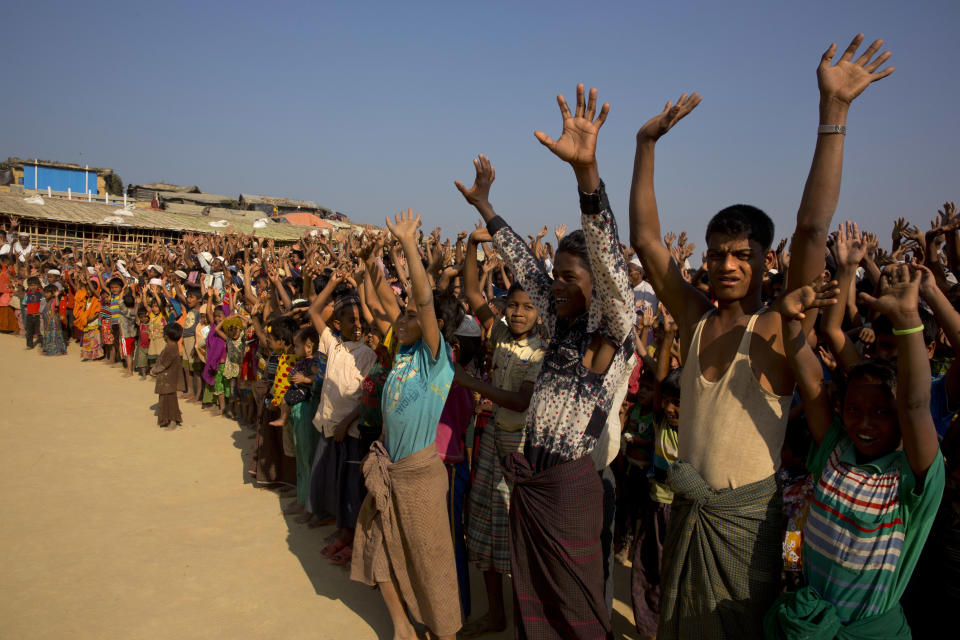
top-left (678, 310), bottom-right (792, 490)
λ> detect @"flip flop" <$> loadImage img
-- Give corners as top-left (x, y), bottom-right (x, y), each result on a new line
top-left (320, 539), bottom-right (347, 559)
top-left (329, 545), bottom-right (352, 565)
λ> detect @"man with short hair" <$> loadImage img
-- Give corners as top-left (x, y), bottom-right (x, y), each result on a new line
top-left (628, 34), bottom-right (894, 637)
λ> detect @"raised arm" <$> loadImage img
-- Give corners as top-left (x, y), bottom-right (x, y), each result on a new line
top-left (860, 266), bottom-right (939, 478)
top-left (387, 209), bottom-right (441, 358)
top-left (464, 227), bottom-right (496, 333)
top-left (307, 269), bottom-right (343, 337)
top-left (786, 34), bottom-right (893, 292)
top-left (455, 155), bottom-right (555, 337)
top-left (579, 183), bottom-right (636, 342)
top-left (776, 279), bottom-right (841, 444)
top-left (822, 221), bottom-right (867, 372)
top-left (630, 94), bottom-right (713, 334)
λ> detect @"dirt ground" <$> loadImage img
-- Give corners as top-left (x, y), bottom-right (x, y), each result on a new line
top-left (0, 333), bottom-right (638, 639)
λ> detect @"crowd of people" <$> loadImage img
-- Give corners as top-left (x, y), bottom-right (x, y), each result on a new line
top-left (1, 33), bottom-right (958, 639)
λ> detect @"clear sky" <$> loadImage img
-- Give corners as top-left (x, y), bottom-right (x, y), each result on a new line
top-left (5, 0), bottom-right (958, 253)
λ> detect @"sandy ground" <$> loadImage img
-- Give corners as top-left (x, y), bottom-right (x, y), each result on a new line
top-left (0, 333), bottom-right (638, 639)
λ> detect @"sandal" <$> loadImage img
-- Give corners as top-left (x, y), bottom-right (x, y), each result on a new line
top-left (329, 545), bottom-right (352, 565)
top-left (320, 539), bottom-right (347, 559)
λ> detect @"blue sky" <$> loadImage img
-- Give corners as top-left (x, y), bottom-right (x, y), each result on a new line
top-left (5, 0), bottom-right (958, 253)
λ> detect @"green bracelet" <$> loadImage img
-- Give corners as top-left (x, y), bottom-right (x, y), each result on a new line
top-left (892, 325), bottom-right (924, 336)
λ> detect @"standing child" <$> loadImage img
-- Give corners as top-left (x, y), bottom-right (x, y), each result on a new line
top-left (105, 277), bottom-right (123, 363)
top-left (22, 276), bottom-right (43, 349)
top-left (215, 315), bottom-right (246, 418)
top-left (455, 226), bottom-right (545, 637)
top-left (39, 284), bottom-right (66, 356)
top-left (133, 307), bottom-right (151, 378)
top-left (350, 209), bottom-right (460, 640)
top-left (99, 287), bottom-right (115, 364)
top-left (118, 287), bottom-right (139, 376)
top-left (764, 268), bottom-right (945, 637)
top-left (143, 284), bottom-right (167, 369)
top-left (76, 281), bottom-right (103, 361)
top-left (152, 323), bottom-right (184, 428)
top-left (307, 274), bottom-right (377, 565)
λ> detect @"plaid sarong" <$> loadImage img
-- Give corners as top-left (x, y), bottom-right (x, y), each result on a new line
top-left (505, 453), bottom-right (611, 639)
top-left (658, 461), bottom-right (782, 639)
top-left (465, 426), bottom-right (524, 573)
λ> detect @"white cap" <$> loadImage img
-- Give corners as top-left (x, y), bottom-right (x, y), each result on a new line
top-left (199, 251), bottom-right (213, 262)
top-left (454, 315), bottom-right (483, 338)
top-left (47, 269), bottom-right (61, 276)
top-left (174, 270), bottom-right (188, 279)
top-left (149, 277), bottom-right (163, 286)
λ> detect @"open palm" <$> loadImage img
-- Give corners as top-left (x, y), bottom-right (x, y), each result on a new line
top-left (535, 84), bottom-right (609, 167)
top-left (818, 34), bottom-right (893, 104)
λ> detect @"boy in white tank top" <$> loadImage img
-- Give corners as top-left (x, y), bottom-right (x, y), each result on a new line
top-left (628, 34), bottom-right (895, 638)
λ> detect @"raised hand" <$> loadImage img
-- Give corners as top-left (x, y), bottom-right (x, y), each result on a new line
top-left (534, 84), bottom-right (609, 169)
top-left (454, 154), bottom-right (496, 214)
top-left (663, 231), bottom-right (676, 250)
top-left (938, 202), bottom-right (959, 230)
top-left (858, 264), bottom-right (921, 327)
top-left (555, 223), bottom-right (567, 242)
top-left (863, 231), bottom-right (879, 260)
top-left (469, 227), bottom-right (492, 244)
top-left (817, 34), bottom-right (893, 105)
top-left (640, 304), bottom-right (655, 328)
top-left (385, 209), bottom-right (422, 244)
top-left (834, 220), bottom-right (866, 268)
top-left (891, 217), bottom-right (909, 249)
top-left (778, 276), bottom-right (840, 321)
top-left (636, 93), bottom-right (701, 143)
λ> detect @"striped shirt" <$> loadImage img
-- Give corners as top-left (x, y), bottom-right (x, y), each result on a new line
top-left (107, 293), bottom-right (122, 325)
top-left (803, 421), bottom-right (944, 623)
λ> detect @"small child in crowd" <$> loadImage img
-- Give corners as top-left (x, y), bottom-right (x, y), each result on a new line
top-left (151, 322), bottom-right (184, 428)
top-left (765, 270), bottom-right (945, 636)
top-left (22, 276), bottom-right (43, 349)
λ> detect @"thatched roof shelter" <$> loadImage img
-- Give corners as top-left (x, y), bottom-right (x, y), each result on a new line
top-left (0, 193), bottom-right (305, 250)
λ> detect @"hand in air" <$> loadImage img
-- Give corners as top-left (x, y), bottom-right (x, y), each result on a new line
top-left (534, 84), bottom-right (609, 168)
top-left (637, 93), bottom-right (701, 143)
top-left (385, 209), bottom-right (422, 244)
top-left (817, 34), bottom-right (893, 105)
top-left (834, 221), bottom-right (866, 268)
top-left (455, 154), bottom-right (495, 209)
top-left (858, 264), bottom-right (921, 326)
top-left (778, 276), bottom-right (840, 321)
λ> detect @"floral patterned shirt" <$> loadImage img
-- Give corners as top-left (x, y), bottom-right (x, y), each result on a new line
top-left (487, 181), bottom-right (636, 471)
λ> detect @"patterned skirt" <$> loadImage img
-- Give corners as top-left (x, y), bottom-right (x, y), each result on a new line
top-left (100, 320), bottom-right (115, 345)
top-left (465, 426), bottom-right (524, 573)
top-left (41, 315), bottom-right (67, 356)
top-left (81, 326), bottom-right (103, 360)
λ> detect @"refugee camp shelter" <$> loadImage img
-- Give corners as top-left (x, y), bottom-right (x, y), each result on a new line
top-left (7, 158), bottom-right (114, 195)
top-left (0, 191), bottom-right (305, 251)
top-left (238, 193), bottom-right (332, 217)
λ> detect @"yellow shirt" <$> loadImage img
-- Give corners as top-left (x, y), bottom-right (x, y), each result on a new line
top-left (488, 321), bottom-right (545, 432)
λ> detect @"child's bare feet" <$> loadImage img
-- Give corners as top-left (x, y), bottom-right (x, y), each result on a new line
top-left (267, 417), bottom-right (285, 427)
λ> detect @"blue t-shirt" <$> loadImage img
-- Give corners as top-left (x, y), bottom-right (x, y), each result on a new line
top-left (381, 335), bottom-right (454, 462)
